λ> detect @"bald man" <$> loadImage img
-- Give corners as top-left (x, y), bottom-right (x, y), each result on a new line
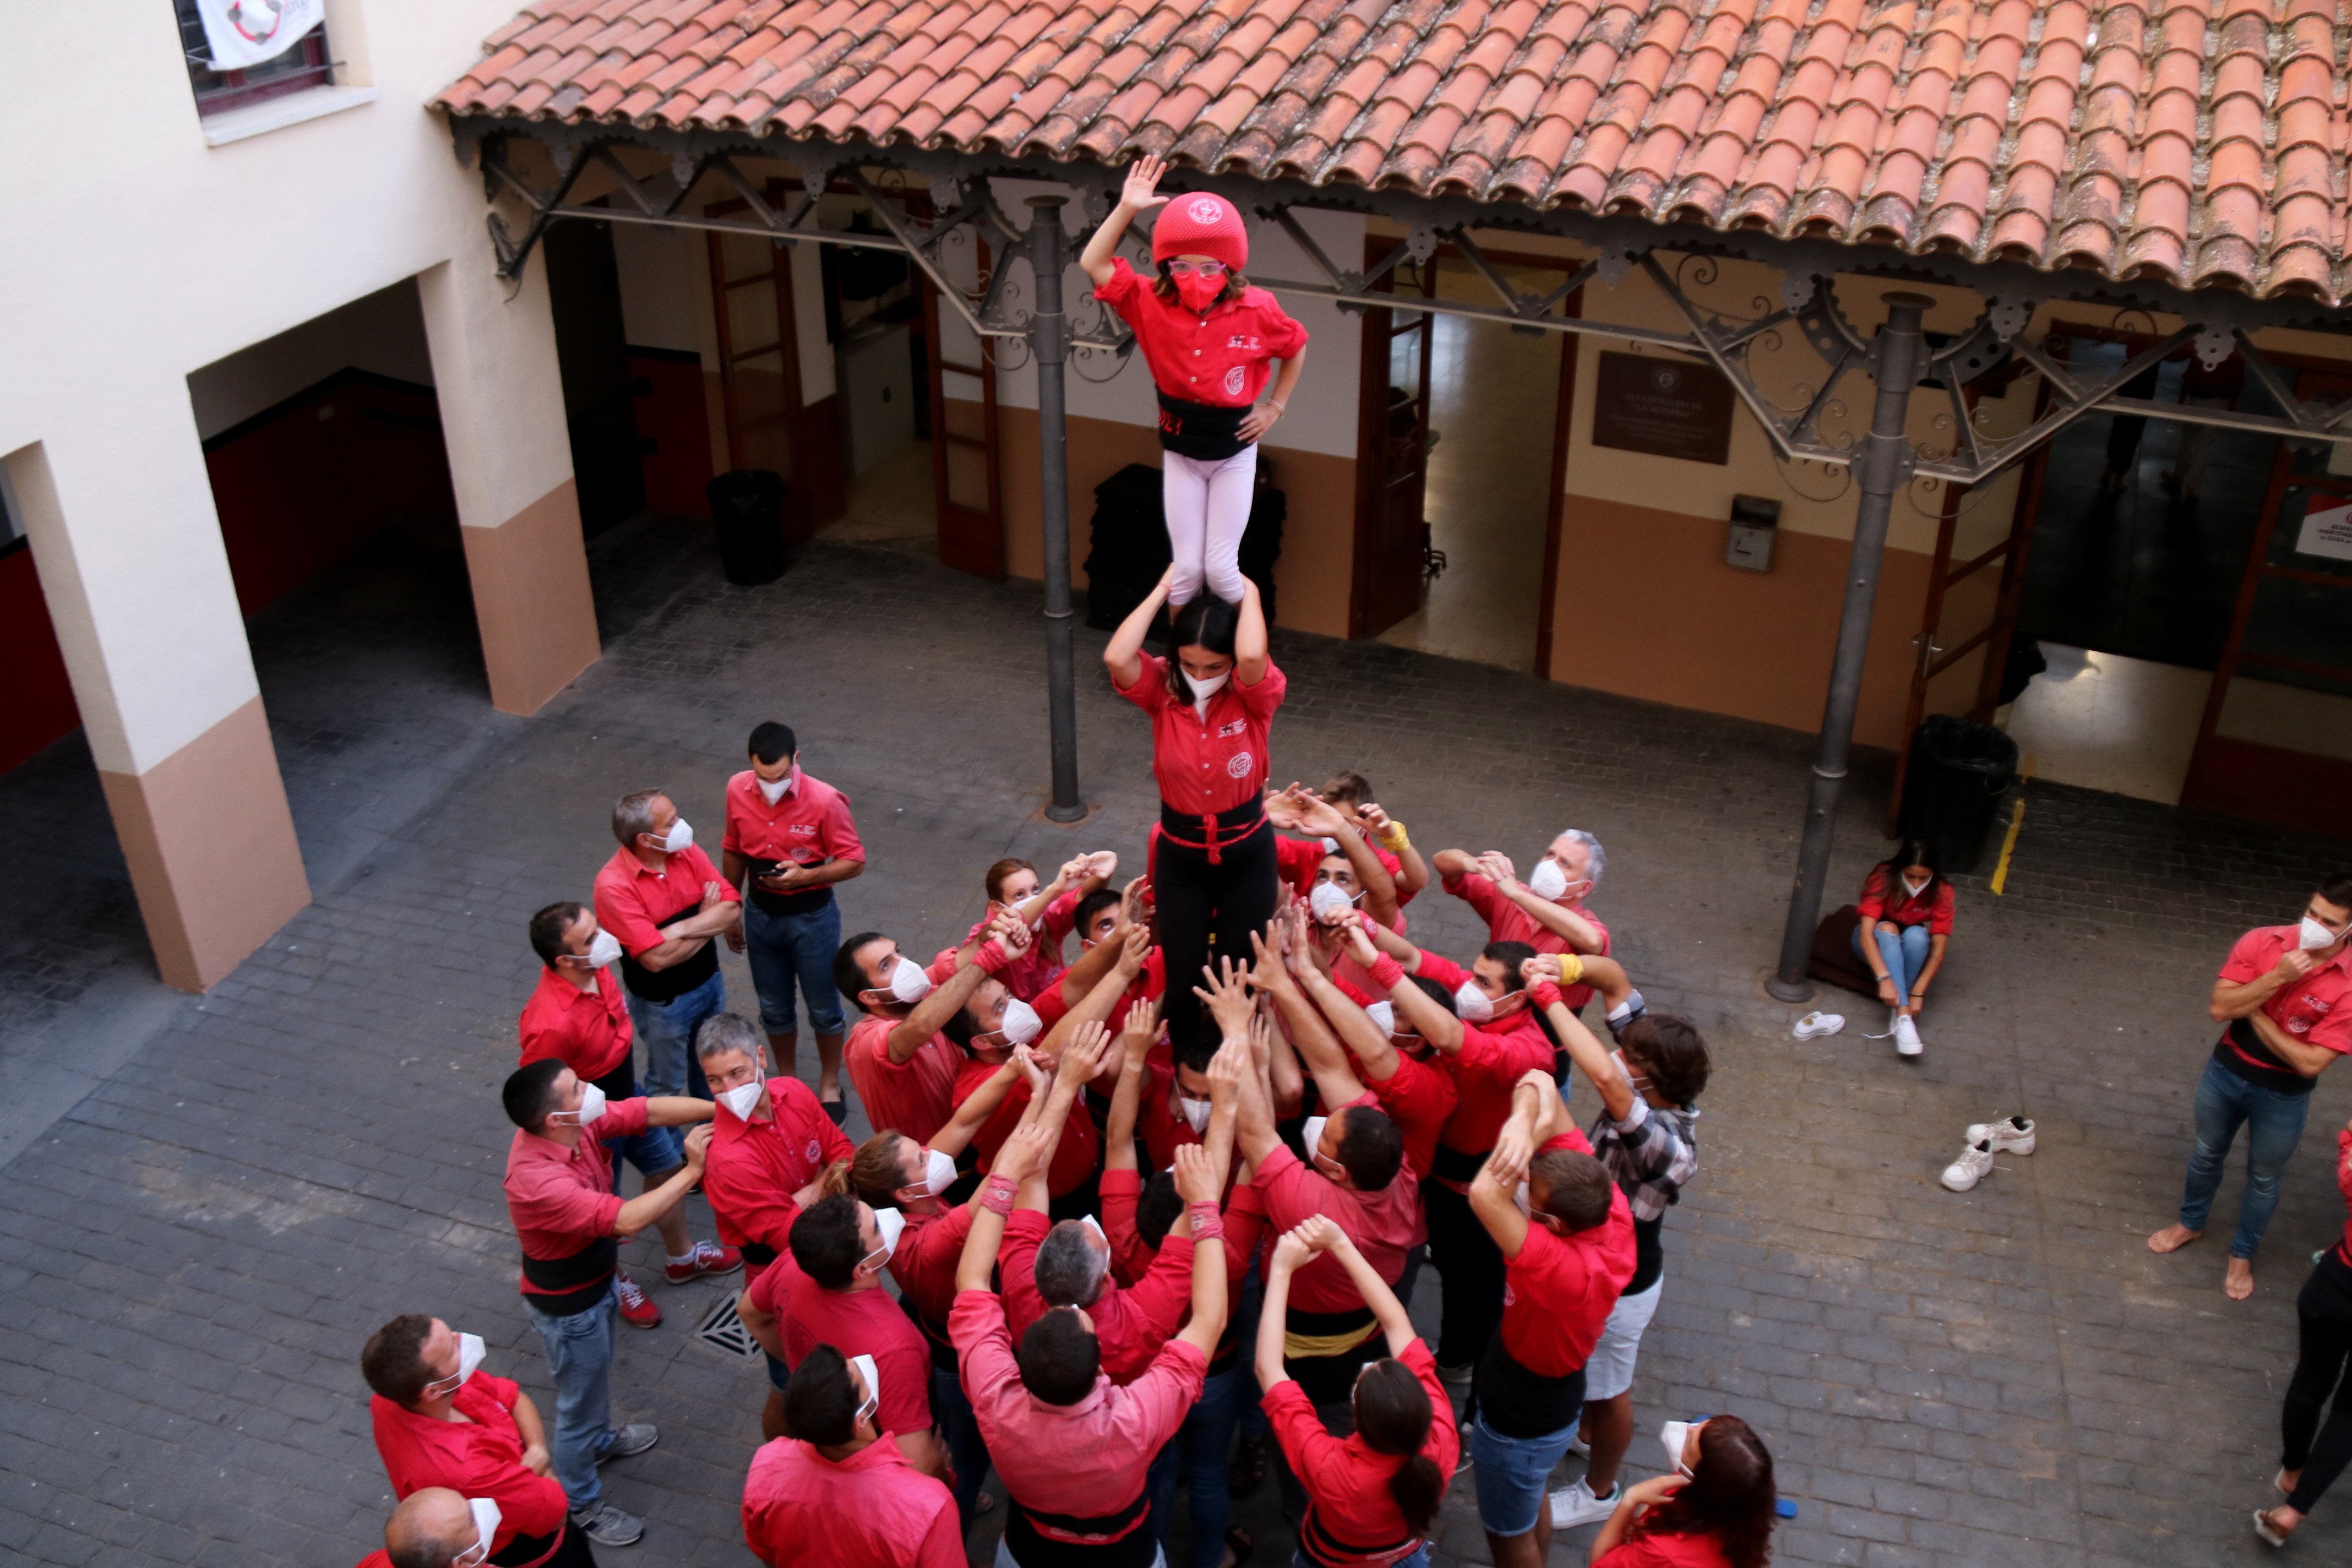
top-left (370, 1483), bottom-right (599, 1568)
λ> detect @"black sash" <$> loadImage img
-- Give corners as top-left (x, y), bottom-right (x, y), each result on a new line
top-left (741, 1241), bottom-right (778, 1267)
top-left (1300, 1504), bottom-right (1416, 1568)
top-left (1430, 1141), bottom-right (1487, 1185)
top-left (521, 1238), bottom-right (618, 1317)
top-left (487, 1524), bottom-right (561, 1567)
top-left (1156, 391), bottom-right (1250, 460)
top-left (1005, 1488), bottom-right (1155, 1568)
top-left (618, 878), bottom-right (721, 1003)
top-left (748, 860), bottom-right (834, 918)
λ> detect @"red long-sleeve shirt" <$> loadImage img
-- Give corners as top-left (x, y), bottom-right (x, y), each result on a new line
top-left (369, 1375), bottom-right (565, 1564)
top-left (999, 1209), bottom-right (1196, 1386)
top-left (1265, 1337), bottom-right (1460, 1567)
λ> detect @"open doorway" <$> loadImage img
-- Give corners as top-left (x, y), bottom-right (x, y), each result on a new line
top-left (1355, 244), bottom-right (1573, 673)
top-left (545, 218), bottom-right (647, 537)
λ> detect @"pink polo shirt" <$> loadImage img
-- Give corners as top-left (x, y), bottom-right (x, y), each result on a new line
top-left (721, 766), bottom-right (864, 877)
top-left (742, 1435), bottom-right (963, 1568)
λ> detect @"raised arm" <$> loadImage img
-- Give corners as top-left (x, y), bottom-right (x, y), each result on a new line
top-left (888, 946), bottom-right (998, 1063)
top-left (1342, 920), bottom-right (1460, 1054)
top-left (1263, 927), bottom-right (1368, 1108)
top-left (614, 1124), bottom-right (710, 1237)
top-left (1210, 1007), bottom-right (1280, 1170)
top-left (1292, 795), bottom-right (1398, 928)
top-left (1104, 999), bottom-right (1160, 1174)
top-left (930, 1058), bottom-right (1024, 1161)
top-left (1254, 1223), bottom-right (1311, 1393)
top-left (1478, 852), bottom-right (1605, 954)
top-left (1170, 1145), bottom-right (1229, 1355)
top-left (1079, 155), bottom-right (1167, 288)
top-left (1106, 568), bottom-right (1174, 691)
top-left (957, 1120), bottom-right (1054, 1293)
top-left (1310, 1218), bottom-right (1415, 1357)
top-left (1233, 578), bottom-right (1269, 688)
top-left (1468, 1143), bottom-right (1531, 1260)
top-left (1040, 925), bottom-right (1152, 1058)
top-left (1527, 956), bottom-right (1633, 1121)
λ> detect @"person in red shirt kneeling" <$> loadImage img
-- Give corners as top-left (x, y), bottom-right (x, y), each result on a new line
top-left (1587, 1415), bottom-right (1778, 1568)
top-left (742, 1346), bottom-right (963, 1568)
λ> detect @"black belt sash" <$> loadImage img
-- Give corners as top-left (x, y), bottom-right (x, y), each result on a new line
top-left (1430, 1141), bottom-right (1487, 1186)
top-left (1155, 391), bottom-right (1250, 461)
top-left (741, 1241), bottom-right (778, 1267)
top-left (1005, 1488), bottom-right (1154, 1568)
top-left (618, 884), bottom-right (721, 1003)
top-left (1157, 799), bottom-right (1268, 867)
top-left (1299, 1505), bottom-right (1417, 1568)
top-left (487, 1525), bottom-right (561, 1567)
top-left (748, 859), bottom-right (834, 918)
top-left (521, 1238), bottom-right (618, 1316)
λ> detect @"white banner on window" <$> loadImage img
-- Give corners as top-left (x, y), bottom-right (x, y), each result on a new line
top-left (194, 0), bottom-right (324, 70)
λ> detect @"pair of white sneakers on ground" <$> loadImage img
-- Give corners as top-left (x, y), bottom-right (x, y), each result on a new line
top-left (1941, 1115), bottom-right (2037, 1190)
top-left (1793, 1008), bottom-right (1924, 1055)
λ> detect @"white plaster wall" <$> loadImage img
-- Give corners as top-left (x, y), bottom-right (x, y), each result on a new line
top-left (611, 223), bottom-right (704, 355)
top-left (186, 277), bottom-right (437, 440)
top-left (0, 0), bottom-right (563, 776)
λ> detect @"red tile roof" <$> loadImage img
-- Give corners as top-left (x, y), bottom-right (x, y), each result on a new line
top-left (439, 0), bottom-right (2352, 303)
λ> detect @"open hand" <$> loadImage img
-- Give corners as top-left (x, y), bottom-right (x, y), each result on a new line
top-left (1119, 998), bottom-right (1161, 1070)
top-left (1085, 850), bottom-right (1119, 881)
top-left (1120, 154), bottom-right (1170, 212)
top-left (1172, 1144), bottom-right (1220, 1204)
top-left (1114, 922), bottom-right (1151, 978)
top-left (1060, 1020), bottom-right (1112, 1086)
top-left (1194, 955), bottom-right (1256, 1040)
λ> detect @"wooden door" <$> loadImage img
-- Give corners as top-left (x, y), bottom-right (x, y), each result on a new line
top-left (2181, 370), bottom-right (2352, 837)
top-left (923, 234), bottom-right (1003, 578)
top-left (1351, 246), bottom-right (1437, 638)
top-left (706, 219), bottom-right (817, 543)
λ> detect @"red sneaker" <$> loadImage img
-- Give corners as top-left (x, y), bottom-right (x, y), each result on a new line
top-left (665, 1240), bottom-right (744, 1286)
top-left (614, 1270), bottom-right (662, 1329)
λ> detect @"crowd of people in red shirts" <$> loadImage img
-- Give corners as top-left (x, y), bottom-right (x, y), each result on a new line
top-left (347, 571), bottom-right (1786, 1568)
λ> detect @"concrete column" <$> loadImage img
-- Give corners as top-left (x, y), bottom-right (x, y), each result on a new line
top-left (416, 254), bottom-right (600, 715)
top-left (5, 426), bottom-right (310, 994)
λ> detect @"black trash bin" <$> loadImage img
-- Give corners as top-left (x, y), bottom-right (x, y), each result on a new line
top-left (705, 469), bottom-right (787, 585)
top-left (1897, 715), bottom-right (2019, 875)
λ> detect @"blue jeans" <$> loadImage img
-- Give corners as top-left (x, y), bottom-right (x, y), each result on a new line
top-left (625, 968), bottom-right (725, 1100)
top-left (934, 1360), bottom-right (994, 1527)
top-left (2179, 1055), bottom-right (2313, 1259)
top-left (1469, 1406), bottom-right (1580, 1537)
top-left (1147, 1358), bottom-right (1245, 1566)
top-left (591, 1058), bottom-right (684, 1192)
top-left (743, 896), bottom-right (845, 1037)
top-left (1853, 921), bottom-right (1931, 1005)
top-left (525, 1283), bottom-right (620, 1512)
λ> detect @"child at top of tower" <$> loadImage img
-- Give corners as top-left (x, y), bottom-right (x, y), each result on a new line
top-left (1080, 154), bottom-right (1310, 611)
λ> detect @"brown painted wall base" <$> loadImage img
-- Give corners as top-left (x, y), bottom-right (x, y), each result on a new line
top-left (460, 478), bottom-right (603, 716)
top-left (100, 696), bottom-right (311, 992)
top-left (994, 407), bottom-right (1356, 640)
top-left (1549, 496), bottom-right (1932, 750)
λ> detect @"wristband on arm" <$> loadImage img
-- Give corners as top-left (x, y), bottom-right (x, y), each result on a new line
top-left (1530, 981), bottom-right (1565, 1011)
top-left (1369, 954), bottom-right (1407, 991)
top-left (1186, 1201), bottom-right (1224, 1242)
top-left (979, 1175), bottom-right (1019, 1216)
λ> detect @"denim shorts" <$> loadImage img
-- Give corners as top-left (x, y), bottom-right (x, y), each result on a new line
top-left (1469, 1407), bottom-right (1578, 1536)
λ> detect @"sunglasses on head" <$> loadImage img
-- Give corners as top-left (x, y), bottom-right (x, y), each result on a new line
top-left (1164, 260), bottom-right (1229, 278)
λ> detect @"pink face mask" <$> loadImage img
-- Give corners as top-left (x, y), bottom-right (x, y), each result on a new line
top-left (1175, 274), bottom-right (1223, 313)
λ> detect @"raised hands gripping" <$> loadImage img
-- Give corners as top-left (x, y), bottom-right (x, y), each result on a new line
top-left (994, 1118), bottom-right (1057, 1184)
top-left (1085, 850), bottom-right (1120, 881)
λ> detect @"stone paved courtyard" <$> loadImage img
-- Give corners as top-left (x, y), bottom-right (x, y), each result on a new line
top-left (2, 518), bottom-right (2348, 1568)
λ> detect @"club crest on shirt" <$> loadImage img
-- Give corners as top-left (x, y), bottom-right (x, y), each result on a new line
top-left (1223, 366), bottom-right (1246, 396)
top-left (1217, 720), bottom-right (1246, 738)
top-left (805, 1139), bottom-right (823, 1162)
top-left (1226, 750), bottom-right (1253, 778)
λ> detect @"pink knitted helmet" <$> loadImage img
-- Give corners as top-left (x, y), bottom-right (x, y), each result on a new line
top-left (1152, 192), bottom-right (1248, 273)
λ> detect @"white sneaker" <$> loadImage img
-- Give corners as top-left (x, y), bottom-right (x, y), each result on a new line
top-left (1965, 1115), bottom-right (2036, 1155)
top-left (1549, 1479), bottom-right (1621, 1529)
top-left (1793, 1011), bottom-right (1844, 1040)
top-left (1941, 1140), bottom-right (1995, 1191)
top-left (1893, 1013), bottom-right (1923, 1057)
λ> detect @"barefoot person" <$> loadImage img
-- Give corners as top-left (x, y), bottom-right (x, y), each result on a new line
top-left (2149, 876), bottom-right (2352, 1300)
top-left (2255, 1110), bottom-right (2352, 1547)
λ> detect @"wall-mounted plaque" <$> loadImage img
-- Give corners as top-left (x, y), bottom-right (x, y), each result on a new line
top-left (1591, 351), bottom-right (1734, 465)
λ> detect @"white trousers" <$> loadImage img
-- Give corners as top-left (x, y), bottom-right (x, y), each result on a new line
top-left (1163, 445), bottom-right (1256, 607)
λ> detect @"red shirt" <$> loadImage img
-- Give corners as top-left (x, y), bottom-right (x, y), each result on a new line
top-left (1134, 1062), bottom-right (1210, 1175)
top-left (1442, 869), bottom-right (1611, 1009)
top-left (1413, 951), bottom-right (1558, 1168)
top-left (1594, 1525), bottom-right (1737, 1568)
top-left (760, 1273), bottom-right (934, 1436)
top-left (516, 967), bottom-right (633, 1082)
top-left (1364, 1052), bottom-right (1457, 1227)
top-left (1114, 653), bottom-right (1286, 816)
top-left (968, 889), bottom-right (1080, 1003)
top-left (842, 944), bottom-right (976, 1145)
top-left (1501, 1159), bottom-right (1636, 1376)
top-left (1099, 1168), bottom-right (1160, 1288)
top-left (999, 1210), bottom-right (1197, 1386)
top-left (1093, 257), bottom-right (1309, 408)
top-left (2219, 925), bottom-right (2352, 1063)
top-left (368, 1374), bottom-right (565, 1560)
top-left (1265, 1337), bottom-right (1458, 1567)
top-left (1251, 1143), bottom-right (1417, 1315)
top-left (1856, 865), bottom-right (1956, 936)
top-left (1036, 948), bottom-right (1165, 1033)
top-left (742, 1435), bottom-right (963, 1568)
top-left (356, 1555), bottom-right (394, 1568)
top-left (591, 842), bottom-right (738, 960)
top-left (704, 1077), bottom-right (856, 1267)
top-left (955, 1055), bottom-right (1102, 1199)
top-left (721, 766), bottom-right (865, 873)
top-left (503, 1099), bottom-right (645, 1297)
top-left (888, 1201), bottom-right (977, 1332)
top-left (1275, 835), bottom-right (1404, 907)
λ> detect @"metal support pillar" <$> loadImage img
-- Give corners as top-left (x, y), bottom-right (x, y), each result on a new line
top-left (1026, 196), bottom-right (1087, 820)
top-left (1768, 294), bottom-right (1932, 1002)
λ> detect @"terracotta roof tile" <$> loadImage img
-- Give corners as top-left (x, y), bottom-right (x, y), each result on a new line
top-left (441, 0), bottom-right (2352, 302)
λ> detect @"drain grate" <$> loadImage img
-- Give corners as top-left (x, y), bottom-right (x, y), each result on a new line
top-left (695, 1293), bottom-right (764, 1362)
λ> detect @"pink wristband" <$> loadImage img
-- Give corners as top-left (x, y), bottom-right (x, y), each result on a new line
top-left (974, 939), bottom-right (1008, 974)
top-left (979, 1175), bottom-right (1019, 1216)
top-left (1369, 955), bottom-right (1406, 990)
top-left (1187, 1201), bottom-right (1224, 1241)
top-left (1531, 980), bottom-right (1564, 1010)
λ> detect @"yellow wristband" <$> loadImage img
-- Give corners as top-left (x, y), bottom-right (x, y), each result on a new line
top-left (1375, 820), bottom-right (1410, 852)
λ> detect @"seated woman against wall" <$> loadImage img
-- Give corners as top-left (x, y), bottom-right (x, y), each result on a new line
top-left (1853, 838), bottom-right (1953, 1060)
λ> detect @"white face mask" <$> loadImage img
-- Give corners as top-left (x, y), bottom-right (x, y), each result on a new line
top-left (920, 1147), bottom-right (958, 1196)
top-left (654, 818), bottom-right (694, 854)
top-left (1301, 1114), bottom-right (1328, 1156)
top-left (1453, 978), bottom-right (1495, 1022)
top-left (453, 1498), bottom-right (502, 1568)
top-left (582, 929), bottom-right (624, 968)
top-left (1319, 836), bottom-right (1340, 855)
top-left (848, 1353), bottom-right (880, 1430)
top-left (886, 955), bottom-right (932, 1005)
top-left (2301, 914), bottom-right (2344, 952)
top-left (1659, 1419), bottom-right (1703, 1479)
top-left (553, 1082), bottom-right (607, 1128)
top-left (715, 1076), bottom-right (766, 1120)
top-left (1364, 1000), bottom-right (1396, 1038)
top-left (1528, 857), bottom-right (1571, 902)
top-left (1177, 1092), bottom-right (1213, 1134)
top-left (1902, 875), bottom-right (1931, 900)
top-left (997, 997), bottom-right (1043, 1047)
top-left (423, 1331), bottom-right (486, 1400)
top-left (870, 1207), bottom-right (907, 1262)
top-left (1309, 881), bottom-right (1357, 923)
top-left (1080, 1213), bottom-right (1108, 1248)
top-left (1186, 668), bottom-right (1230, 706)
top-left (757, 772), bottom-right (792, 804)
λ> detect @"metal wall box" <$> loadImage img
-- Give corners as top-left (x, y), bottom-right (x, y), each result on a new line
top-left (1727, 493), bottom-right (1780, 572)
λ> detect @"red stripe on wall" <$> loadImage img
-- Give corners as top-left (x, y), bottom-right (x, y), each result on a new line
top-left (0, 544), bottom-right (79, 774)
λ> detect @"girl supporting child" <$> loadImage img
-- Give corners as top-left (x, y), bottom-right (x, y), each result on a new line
top-left (1080, 154), bottom-right (1309, 609)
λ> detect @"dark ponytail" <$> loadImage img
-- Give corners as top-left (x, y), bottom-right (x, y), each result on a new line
top-left (1352, 1358), bottom-right (1441, 1536)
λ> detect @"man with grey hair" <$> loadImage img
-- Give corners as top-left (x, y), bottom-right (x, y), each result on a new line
top-left (996, 1146), bottom-right (1201, 1386)
top-left (592, 788), bottom-right (742, 1107)
top-left (1434, 831), bottom-right (1620, 1024)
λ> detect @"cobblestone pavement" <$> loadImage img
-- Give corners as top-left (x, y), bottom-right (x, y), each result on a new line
top-left (3, 519), bottom-right (2348, 1568)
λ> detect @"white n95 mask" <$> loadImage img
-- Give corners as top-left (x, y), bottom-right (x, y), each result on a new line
top-left (658, 818), bottom-right (694, 853)
top-left (1365, 1000), bottom-right (1396, 1038)
top-left (849, 1353), bottom-right (880, 1428)
top-left (1309, 881), bottom-right (1357, 922)
top-left (1186, 669), bottom-right (1230, 704)
top-left (715, 1078), bottom-right (765, 1120)
top-left (584, 929), bottom-right (624, 968)
top-left (888, 956), bottom-right (933, 1004)
top-left (555, 1083), bottom-right (607, 1128)
top-left (1453, 979), bottom-right (1495, 1022)
top-left (757, 774), bottom-right (792, 804)
top-left (1177, 1094), bottom-right (1213, 1134)
top-left (998, 997), bottom-right (1043, 1047)
top-left (871, 1207), bottom-right (907, 1261)
top-left (453, 1498), bottom-right (502, 1568)
top-left (424, 1332), bottom-right (486, 1400)
top-left (2301, 915), bottom-right (2343, 951)
top-left (922, 1147), bottom-right (957, 1196)
top-left (1659, 1419), bottom-right (1705, 1478)
top-left (1528, 857), bottom-right (1571, 901)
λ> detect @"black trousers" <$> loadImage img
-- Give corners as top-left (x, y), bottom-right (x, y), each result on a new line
top-left (2284, 1254), bottom-right (2352, 1513)
top-left (1153, 816), bottom-right (1279, 1036)
top-left (1424, 1177), bottom-right (1504, 1370)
